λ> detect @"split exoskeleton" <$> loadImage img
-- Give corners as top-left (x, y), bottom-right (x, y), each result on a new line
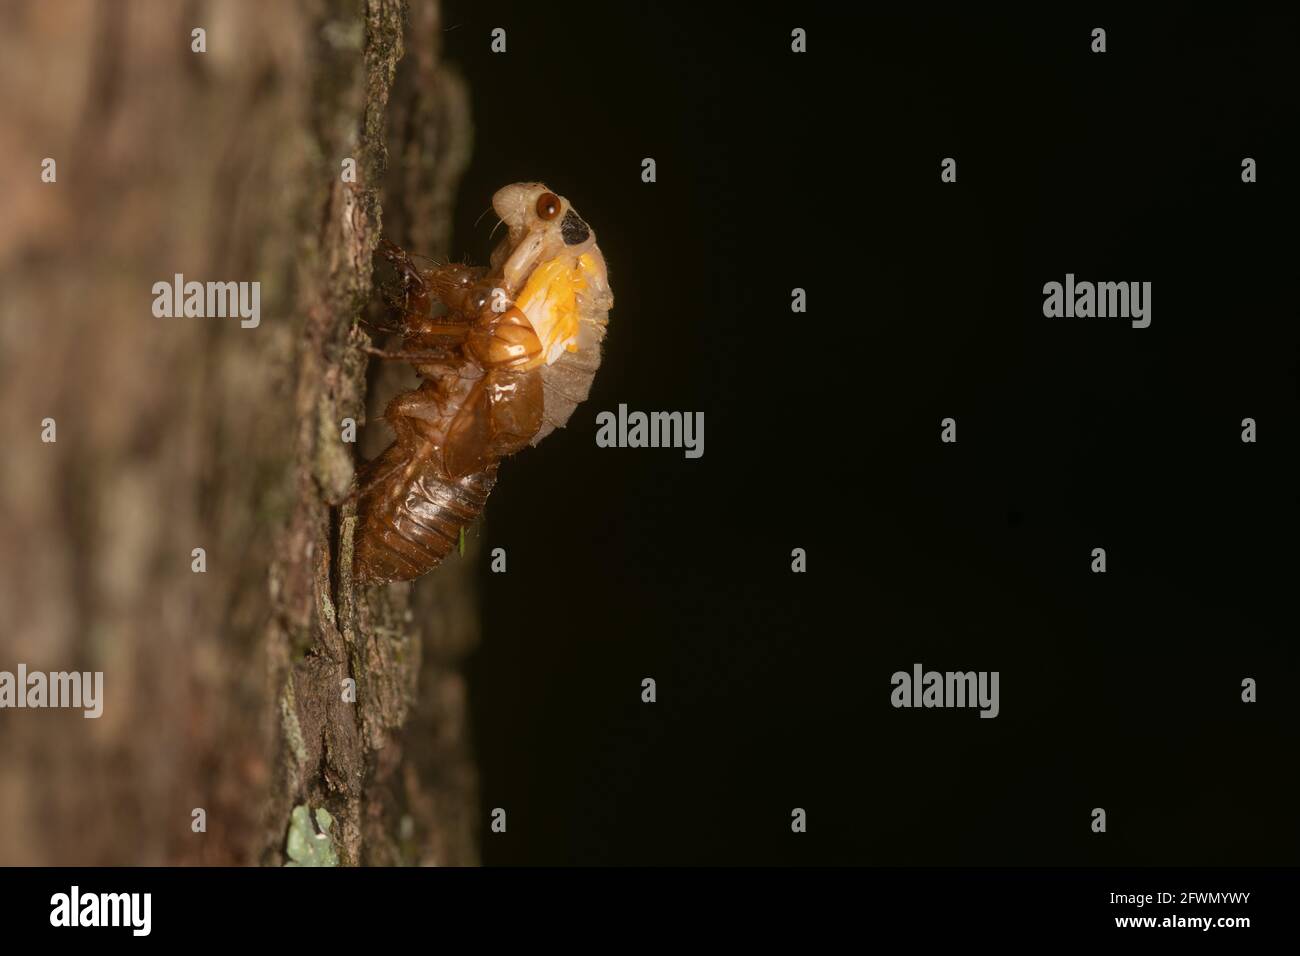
top-left (352, 183), bottom-right (613, 584)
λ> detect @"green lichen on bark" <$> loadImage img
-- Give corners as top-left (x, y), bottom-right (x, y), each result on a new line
top-left (284, 805), bottom-right (339, 867)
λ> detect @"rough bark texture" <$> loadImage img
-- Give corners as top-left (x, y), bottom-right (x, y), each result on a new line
top-left (0, 0), bottom-right (478, 866)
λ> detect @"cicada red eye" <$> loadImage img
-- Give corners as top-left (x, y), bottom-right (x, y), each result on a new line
top-left (535, 192), bottom-right (561, 221)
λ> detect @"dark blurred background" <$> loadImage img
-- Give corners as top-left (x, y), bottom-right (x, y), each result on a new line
top-left (1, 4), bottom-right (1296, 865)
top-left (448, 7), bottom-right (1300, 864)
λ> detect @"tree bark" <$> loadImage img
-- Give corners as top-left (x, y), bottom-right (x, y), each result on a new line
top-left (0, 0), bottom-right (478, 867)
top-left (263, 0), bottom-right (480, 867)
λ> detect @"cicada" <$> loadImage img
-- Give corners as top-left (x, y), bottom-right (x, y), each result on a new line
top-left (352, 183), bottom-right (613, 584)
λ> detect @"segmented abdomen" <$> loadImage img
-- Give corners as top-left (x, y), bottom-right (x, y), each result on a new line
top-left (354, 452), bottom-right (497, 583)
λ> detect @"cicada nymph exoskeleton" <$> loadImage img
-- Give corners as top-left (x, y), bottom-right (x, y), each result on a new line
top-left (352, 183), bottom-right (613, 584)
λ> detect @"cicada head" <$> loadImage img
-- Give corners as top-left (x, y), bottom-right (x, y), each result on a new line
top-left (488, 182), bottom-right (613, 369)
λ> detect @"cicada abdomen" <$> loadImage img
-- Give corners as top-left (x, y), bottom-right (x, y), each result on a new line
top-left (352, 183), bottom-right (613, 585)
top-left (352, 443), bottom-right (500, 584)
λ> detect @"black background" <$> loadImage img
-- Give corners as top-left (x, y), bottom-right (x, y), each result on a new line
top-left (437, 7), bottom-right (1299, 864)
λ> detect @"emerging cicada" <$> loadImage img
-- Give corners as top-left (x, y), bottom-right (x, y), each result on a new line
top-left (352, 183), bottom-right (613, 584)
